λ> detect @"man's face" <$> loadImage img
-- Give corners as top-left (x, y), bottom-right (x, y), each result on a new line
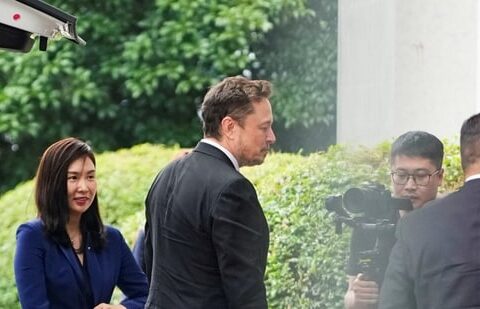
top-left (232, 98), bottom-right (276, 167)
top-left (391, 155), bottom-right (443, 209)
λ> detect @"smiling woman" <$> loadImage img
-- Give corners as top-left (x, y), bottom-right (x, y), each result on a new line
top-left (66, 155), bottom-right (97, 257)
top-left (13, 137), bottom-right (148, 309)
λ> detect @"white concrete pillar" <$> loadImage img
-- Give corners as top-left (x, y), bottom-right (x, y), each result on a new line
top-left (337, 0), bottom-right (478, 146)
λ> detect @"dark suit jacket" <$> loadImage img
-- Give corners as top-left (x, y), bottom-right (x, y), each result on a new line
top-left (379, 179), bottom-right (480, 309)
top-left (144, 142), bottom-right (269, 308)
top-left (14, 219), bottom-right (148, 309)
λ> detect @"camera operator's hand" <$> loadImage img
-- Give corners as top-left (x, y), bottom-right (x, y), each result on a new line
top-left (345, 274), bottom-right (379, 309)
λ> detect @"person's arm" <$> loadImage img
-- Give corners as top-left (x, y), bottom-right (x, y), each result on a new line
top-left (212, 178), bottom-right (268, 309)
top-left (378, 223), bottom-right (416, 309)
top-left (14, 223), bottom-right (50, 309)
top-left (114, 229), bottom-right (149, 309)
top-left (345, 274), bottom-right (379, 309)
top-left (131, 228), bottom-right (146, 272)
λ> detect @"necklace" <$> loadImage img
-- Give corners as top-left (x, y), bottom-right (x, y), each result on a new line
top-left (70, 235), bottom-right (84, 254)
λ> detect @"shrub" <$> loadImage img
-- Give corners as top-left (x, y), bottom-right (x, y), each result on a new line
top-left (0, 141), bottom-right (462, 308)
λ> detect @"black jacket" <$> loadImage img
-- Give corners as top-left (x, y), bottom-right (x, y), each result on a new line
top-left (144, 142), bottom-right (269, 308)
top-left (379, 179), bottom-right (480, 309)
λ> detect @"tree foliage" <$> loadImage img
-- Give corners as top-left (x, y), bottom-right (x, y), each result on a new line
top-left (252, 0), bottom-right (338, 152)
top-left (254, 0), bottom-right (337, 128)
top-left (0, 0), bottom-right (337, 193)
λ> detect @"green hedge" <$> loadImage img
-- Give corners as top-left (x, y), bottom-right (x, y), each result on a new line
top-left (0, 141), bottom-right (462, 308)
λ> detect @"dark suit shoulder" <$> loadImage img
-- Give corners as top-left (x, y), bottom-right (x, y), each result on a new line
top-left (400, 189), bottom-right (458, 226)
top-left (395, 185), bottom-right (472, 252)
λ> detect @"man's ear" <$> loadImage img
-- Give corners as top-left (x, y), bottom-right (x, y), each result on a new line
top-left (220, 116), bottom-right (237, 140)
top-left (438, 168), bottom-right (444, 185)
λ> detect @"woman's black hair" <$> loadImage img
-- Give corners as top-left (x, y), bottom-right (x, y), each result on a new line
top-left (35, 137), bottom-right (105, 250)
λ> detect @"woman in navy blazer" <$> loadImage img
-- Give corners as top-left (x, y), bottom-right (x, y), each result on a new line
top-left (14, 137), bottom-right (148, 309)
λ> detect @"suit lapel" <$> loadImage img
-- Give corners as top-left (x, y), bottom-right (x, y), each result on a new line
top-left (58, 244), bottom-right (82, 278)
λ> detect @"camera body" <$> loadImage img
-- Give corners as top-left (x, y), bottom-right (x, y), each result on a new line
top-left (0, 0), bottom-right (85, 52)
top-left (343, 184), bottom-right (412, 221)
top-left (326, 183), bottom-right (412, 283)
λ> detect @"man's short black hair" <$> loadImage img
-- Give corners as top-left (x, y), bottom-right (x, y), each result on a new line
top-left (390, 131), bottom-right (444, 169)
top-left (460, 113), bottom-right (480, 170)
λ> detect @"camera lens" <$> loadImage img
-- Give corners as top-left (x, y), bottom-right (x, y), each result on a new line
top-left (343, 188), bottom-right (368, 214)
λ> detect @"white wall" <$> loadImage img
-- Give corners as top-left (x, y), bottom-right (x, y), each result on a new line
top-left (337, 0), bottom-right (478, 146)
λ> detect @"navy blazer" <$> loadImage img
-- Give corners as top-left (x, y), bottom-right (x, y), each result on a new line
top-left (14, 219), bottom-right (148, 309)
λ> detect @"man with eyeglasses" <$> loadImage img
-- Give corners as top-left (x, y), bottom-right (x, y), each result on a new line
top-left (345, 131), bottom-right (444, 309)
top-left (379, 115), bottom-right (480, 308)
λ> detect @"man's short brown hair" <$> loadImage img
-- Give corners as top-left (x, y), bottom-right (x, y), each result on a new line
top-left (201, 76), bottom-right (272, 139)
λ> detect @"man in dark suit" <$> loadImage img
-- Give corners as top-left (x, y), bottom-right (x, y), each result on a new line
top-left (144, 76), bottom-right (276, 308)
top-left (379, 113), bottom-right (480, 308)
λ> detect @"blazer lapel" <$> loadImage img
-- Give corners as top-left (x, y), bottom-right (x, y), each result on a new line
top-left (58, 243), bottom-right (85, 291)
top-left (85, 234), bottom-right (103, 303)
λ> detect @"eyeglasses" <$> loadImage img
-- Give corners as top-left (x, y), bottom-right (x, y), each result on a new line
top-left (391, 169), bottom-right (441, 186)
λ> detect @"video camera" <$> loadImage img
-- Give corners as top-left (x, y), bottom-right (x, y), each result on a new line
top-left (325, 183), bottom-right (412, 283)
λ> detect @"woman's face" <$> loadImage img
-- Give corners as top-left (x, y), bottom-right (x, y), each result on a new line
top-left (67, 156), bottom-right (97, 217)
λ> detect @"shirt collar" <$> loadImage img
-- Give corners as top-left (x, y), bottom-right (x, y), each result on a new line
top-left (465, 173), bottom-right (480, 182)
top-left (200, 138), bottom-right (240, 171)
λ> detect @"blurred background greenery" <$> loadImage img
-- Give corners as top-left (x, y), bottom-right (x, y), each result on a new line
top-left (0, 0), bottom-right (337, 194)
top-left (0, 141), bottom-right (463, 308)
